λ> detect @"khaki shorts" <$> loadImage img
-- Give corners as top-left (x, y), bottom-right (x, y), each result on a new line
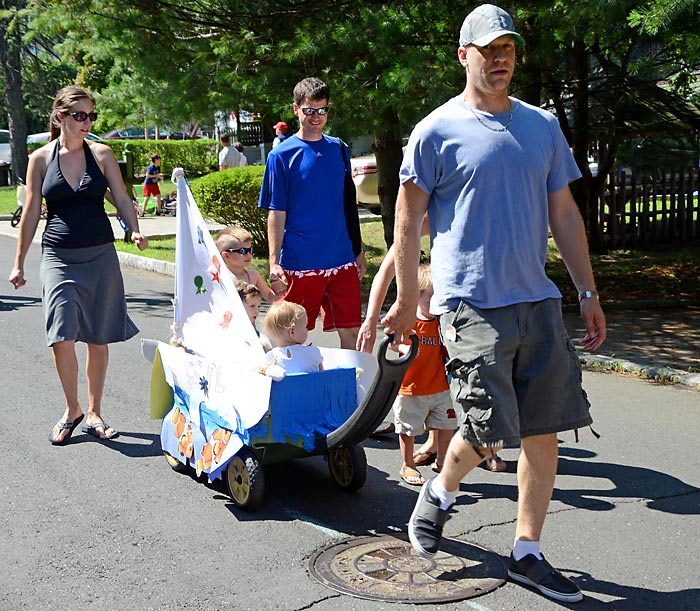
top-left (440, 298), bottom-right (592, 449)
top-left (393, 390), bottom-right (457, 436)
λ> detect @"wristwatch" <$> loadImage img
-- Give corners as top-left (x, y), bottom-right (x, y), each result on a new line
top-left (578, 290), bottom-right (599, 302)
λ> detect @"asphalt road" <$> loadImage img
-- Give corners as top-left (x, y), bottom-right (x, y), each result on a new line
top-left (1, 234), bottom-right (699, 611)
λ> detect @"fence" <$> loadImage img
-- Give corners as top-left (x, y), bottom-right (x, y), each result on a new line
top-left (596, 167), bottom-right (700, 248)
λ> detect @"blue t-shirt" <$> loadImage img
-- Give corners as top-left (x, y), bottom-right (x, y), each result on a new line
top-left (258, 134), bottom-right (354, 270)
top-left (144, 163), bottom-right (160, 185)
top-left (400, 96), bottom-right (581, 312)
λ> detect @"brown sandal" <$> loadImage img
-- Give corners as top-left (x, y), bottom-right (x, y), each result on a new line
top-left (413, 451), bottom-right (437, 467)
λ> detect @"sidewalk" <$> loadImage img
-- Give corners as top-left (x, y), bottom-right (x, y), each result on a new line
top-left (3, 212), bottom-right (699, 389)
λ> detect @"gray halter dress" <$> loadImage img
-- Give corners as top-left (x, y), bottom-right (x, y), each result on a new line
top-left (39, 140), bottom-right (138, 346)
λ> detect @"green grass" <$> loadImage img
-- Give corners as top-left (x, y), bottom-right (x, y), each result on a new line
top-left (0, 186), bottom-right (20, 215)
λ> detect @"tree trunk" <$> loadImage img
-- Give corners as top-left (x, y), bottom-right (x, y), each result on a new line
top-left (373, 107), bottom-right (402, 249)
top-left (569, 38), bottom-right (604, 253)
top-left (0, 5), bottom-right (29, 183)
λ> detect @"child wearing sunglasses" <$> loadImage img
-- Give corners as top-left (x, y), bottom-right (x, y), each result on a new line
top-left (214, 225), bottom-right (277, 302)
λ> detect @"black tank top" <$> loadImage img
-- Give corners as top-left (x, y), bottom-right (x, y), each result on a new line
top-left (41, 140), bottom-right (114, 248)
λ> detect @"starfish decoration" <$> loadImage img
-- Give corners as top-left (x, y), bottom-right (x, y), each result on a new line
top-left (199, 376), bottom-right (209, 398)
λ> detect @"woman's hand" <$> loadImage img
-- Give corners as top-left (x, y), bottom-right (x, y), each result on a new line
top-left (8, 267), bottom-right (25, 289)
top-left (131, 232), bottom-right (148, 251)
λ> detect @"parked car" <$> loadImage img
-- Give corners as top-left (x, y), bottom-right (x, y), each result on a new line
top-left (0, 129), bottom-right (10, 165)
top-left (102, 126), bottom-right (155, 139)
top-left (27, 131), bottom-right (102, 144)
top-left (350, 154), bottom-right (380, 214)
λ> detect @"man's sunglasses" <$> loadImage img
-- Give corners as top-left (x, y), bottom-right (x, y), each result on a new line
top-left (225, 247), bottom-right (253, 255)
top-left (65, 111), bottom-right (98, 122)
top-left (300, 107), bottom-right (329, 116)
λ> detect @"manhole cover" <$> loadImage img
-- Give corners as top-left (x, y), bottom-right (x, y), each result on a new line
top-left (308, 534), bottom-right (506, 604)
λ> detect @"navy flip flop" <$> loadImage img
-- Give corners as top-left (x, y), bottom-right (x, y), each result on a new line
top-left (48, 413), bottom-right (84, 445)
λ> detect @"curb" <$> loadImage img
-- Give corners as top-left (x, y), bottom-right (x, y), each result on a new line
top-left (578, 353), bottom-right (700, 390)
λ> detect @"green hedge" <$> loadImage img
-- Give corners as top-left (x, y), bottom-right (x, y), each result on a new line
top-left (190, 166), bottom-right (269, 256)
top-left (109, 139), bottom-right (219, 177)
top-left (28, 138), bottom-right (220, 178)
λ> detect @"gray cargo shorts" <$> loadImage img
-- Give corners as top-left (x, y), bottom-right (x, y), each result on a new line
top-left (440, 298), bottom-right (592, 449)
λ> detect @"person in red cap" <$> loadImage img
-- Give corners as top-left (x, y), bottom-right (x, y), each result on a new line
top-left (272, 121), bottom-right (288, 149)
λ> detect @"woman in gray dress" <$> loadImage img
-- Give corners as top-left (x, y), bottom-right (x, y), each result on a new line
top-left (8, 86), bottom-right (148, 444)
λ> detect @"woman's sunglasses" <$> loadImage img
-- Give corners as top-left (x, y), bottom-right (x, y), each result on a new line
top-left (65, 111), bottom-right (98, 122)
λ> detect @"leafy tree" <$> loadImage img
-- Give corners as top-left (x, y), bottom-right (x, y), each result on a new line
top-left (31, 0), bottom-right (700, 251)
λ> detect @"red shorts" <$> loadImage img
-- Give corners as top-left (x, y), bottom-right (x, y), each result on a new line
top-left (142, 183), bottom-right (161, 197)
top-left (282, 262), bottom-right (361, 332)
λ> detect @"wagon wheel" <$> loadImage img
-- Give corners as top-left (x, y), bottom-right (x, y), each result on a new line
top-left (328, 445), bottom-right (367, 492)
top-left (163, 451), bottom-right (187, 472)
top-left (225, 446), bottom-right (265, 510)
top-left (10, 206), bottom-right (22, 228)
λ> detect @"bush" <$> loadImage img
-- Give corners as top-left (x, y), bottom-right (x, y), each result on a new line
top-left (190, 166), bottom-right (269, 255)
top-left (109, 139), bottom-right (220, 177)
top-left (26, 138), bottom-right (220, 178)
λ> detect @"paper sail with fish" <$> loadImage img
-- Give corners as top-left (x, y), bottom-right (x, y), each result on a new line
top-left (152, 170), bottom-right (271, 482)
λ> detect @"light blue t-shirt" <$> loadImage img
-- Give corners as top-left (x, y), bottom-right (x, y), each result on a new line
top-left (400, 96), bottom-right (581, 313)
top-left (258, 134), bottom-right (355, 271)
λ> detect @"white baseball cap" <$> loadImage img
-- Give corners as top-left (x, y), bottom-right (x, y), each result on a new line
top-left (459, 4), bottom-right (524, 47)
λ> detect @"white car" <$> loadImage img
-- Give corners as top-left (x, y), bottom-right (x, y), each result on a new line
top-left (27, 131), bottom-right (102, 144)
top-left (0, 129), bottom-right (10, 165)
top-left (350, 154), bottom-right (380, 214)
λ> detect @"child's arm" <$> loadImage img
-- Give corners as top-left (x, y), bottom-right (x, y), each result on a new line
top-left (250, 269), bottom-right (279, 302)
top-left (357, 244), bottom-right (397, 353)
top-left (357, 214), bottom-right (429, 353)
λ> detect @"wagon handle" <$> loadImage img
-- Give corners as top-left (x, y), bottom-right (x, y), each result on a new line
top-left (325, 333), bottom-right (418, 450)
top-left (377, 333), bottom-right (419, 367)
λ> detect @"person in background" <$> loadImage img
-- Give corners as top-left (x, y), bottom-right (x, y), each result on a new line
top-left (236, 281), bottom-right (272, 352)
top-left (8, 85), bottom-right (148, 445)
top-left (233, 141), bottom-right (248, 167)
top-left (214, 226), bottom-right (277, 302)
top-left (218, 134), bottom-right (241, 170)
top-left (272, 121), bottom-right (288, 149)
top-left (383, 5), bottom-right (606, 603)
top-left (258, 77), bottom-right (365, 350)
top-left (141, 153), bottom-right (163, 216)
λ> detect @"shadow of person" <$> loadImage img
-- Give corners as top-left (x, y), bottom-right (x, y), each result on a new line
top-left (71, 430), bottom-right (163, 459)
top-left (553, 455), bottom-right (699, 515)
top-left (569, 570), bottom-right (700, 610)
top-left (208, 456), bottom-right (430, 536)
top-left (0, 294), bottom-right (42, 311)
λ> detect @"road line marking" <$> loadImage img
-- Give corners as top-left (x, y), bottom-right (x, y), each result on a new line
top-left (465, 600), bottom-right (495, 611)
top-left (287, 510), bottom-right (346, 539)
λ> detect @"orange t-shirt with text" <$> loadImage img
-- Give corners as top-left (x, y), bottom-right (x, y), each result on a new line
top-left (400, 317), bottom-right (449, 396)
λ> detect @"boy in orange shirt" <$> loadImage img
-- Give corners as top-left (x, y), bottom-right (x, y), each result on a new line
top-left (392, 265), bottom-right (456, 485)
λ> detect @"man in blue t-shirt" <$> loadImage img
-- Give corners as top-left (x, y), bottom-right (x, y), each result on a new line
top-left (258, 77), bottom-right (366, 349)
top-left (383, 4), bottom-right (607, 604)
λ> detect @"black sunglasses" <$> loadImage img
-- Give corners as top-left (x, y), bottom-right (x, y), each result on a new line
top-left (225, 247), bottom-right (253, 255)
top-left (300, 107), bottom-right (329, 116)
top-left (65, 111), bottom-right (98, 122)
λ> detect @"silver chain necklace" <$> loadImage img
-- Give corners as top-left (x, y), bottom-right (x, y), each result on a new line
top-left (467, 99), bottom-right (513, 132)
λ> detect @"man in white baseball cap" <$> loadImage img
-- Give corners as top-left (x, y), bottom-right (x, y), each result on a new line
top-left (385, 4), bottom-right (606, 604)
